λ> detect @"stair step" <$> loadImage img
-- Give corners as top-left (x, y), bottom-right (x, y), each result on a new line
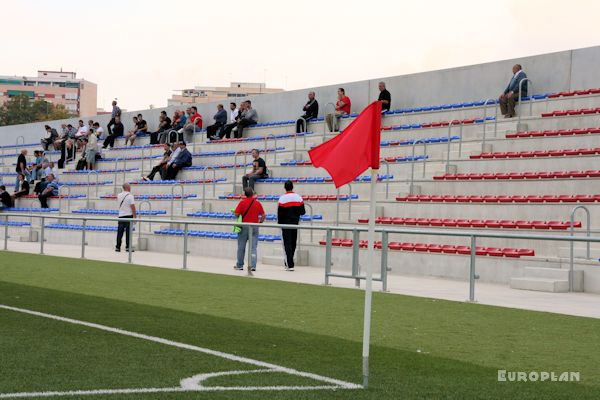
top-left (510, 277), bottom-right (569, 293)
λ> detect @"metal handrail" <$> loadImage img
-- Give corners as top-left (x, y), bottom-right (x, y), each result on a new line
top-left (6, 212), bottom-right (600, 300)
top-left (335, 183), bottom-right (353, 226)
top-left (409, 139), bottom-right (428, 194)
top-left (113, 158), bottom-right (120, 192)
top-left (16, 136), bottom-right (25, 148)
top-left (265, 134), bottom-right (277, 164)
top-left (304, 203), bottom-right (314, 243)
top-left (201, 166), bottom-right (216, 210)
top-left (232, 150), bottom-right (248, 192)
top-left (445, 120), bottom-right (461, 173)
top-left (138, 200), bottom-right (152, 241)
top-left (140, 146), bottom-right (146, 176)
top-left (322, 102), bottom-right (336, 141)
top-left (86, 170), bottom-right (99, 208)
top-left (380, 160), bottom-right (390, 199)
top-left (569, 205), bottom-right (591, 292)
top-left (170, 183), bottom-right (185, 218)
top-left (58, 185), bottom-right (71, 214)
top-left (481, 98), bottom-right (498, 152)
top-left (517, 78), bottom-right (533, 126)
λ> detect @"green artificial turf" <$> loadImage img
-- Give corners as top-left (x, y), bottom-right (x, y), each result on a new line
top-left (0, 251), bottom-right (599, 399)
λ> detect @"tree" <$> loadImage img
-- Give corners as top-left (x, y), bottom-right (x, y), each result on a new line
top-left (0, 94), bottom-right (71, 126)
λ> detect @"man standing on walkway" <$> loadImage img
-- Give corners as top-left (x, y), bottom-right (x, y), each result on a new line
top-left (234, 187), bottom-right (265, 272)
top-left (116, 183), bottom-right (136, 253)
top-left (277, 181), bottom-right (306, 271)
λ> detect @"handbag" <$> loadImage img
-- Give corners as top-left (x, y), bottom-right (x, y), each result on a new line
top-left (233, 198), bottom-right (255, 234)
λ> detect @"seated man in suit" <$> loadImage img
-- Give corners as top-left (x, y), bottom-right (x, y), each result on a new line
top-left (499, 64), bottom-right (528, 118)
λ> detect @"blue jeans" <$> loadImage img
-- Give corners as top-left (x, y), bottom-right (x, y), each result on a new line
top-left (236, 226), bottom-right (259, 268)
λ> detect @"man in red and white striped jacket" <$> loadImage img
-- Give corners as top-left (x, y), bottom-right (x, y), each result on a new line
top-left (277, 181), bottom-right (306, 271)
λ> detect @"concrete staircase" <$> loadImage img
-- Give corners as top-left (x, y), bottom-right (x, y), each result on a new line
top-left (510, 266), bottom-right (583, 293)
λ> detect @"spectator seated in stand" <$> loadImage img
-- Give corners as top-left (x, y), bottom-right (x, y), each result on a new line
top-left (0, 185), bottom-right (12, 209)
top-left (499, 64), bottom-right (528, 118)
top-left (125, 114), bottom-right (147, 146)
top-left (41, 125), bottom-right (58, 150)
top-left (123, 116), bottom-right (138, 145)
top-left (235, 100), bottom-right (258, 138)
top-left (378, 81), bottom-right (391, 113)
top-left (150, 111), bottom-right (172, 144)
top-left (242, 149), bottom-right (268, 191)
top-left (181, 106), bottom-right (202, 143)
top-left (12, 173), bottom-right (30, 204)
top-left (221, 102), bottom-right (241, 139)
top-left (165, 141), bottom-right (192, 180)
top-left (30, 150), bottom-right (48, 181)
top-left (142, 143), bottom-right (172, 181)
top-left (74, 119), bottom-right (89, 148)
top-left (207, 104), bottom-right (228, 141)
top-left (102, 115), bottom-right (124, 149)
top-left (296, 91), bottom-right (319, 133)
top-left (38, 173), bottom-right (59, 209)
top-left (326, 88), bottom-right (351, 132)
top-left (93, 122), bottom-right (106, 141)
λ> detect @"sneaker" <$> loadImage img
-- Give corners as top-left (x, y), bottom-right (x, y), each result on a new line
top-left (285, 267), bottom-right (295, 271)
top-left (115, 247), bottom-right (121, 252)
top-left (234, 266), bottom-right (243, 270)
top-left (250, 267), bottom-right (256, 272)
top-left (141, 176), bottom-right (149, 182)
top-left (126, 248), bottom-right (135, 252)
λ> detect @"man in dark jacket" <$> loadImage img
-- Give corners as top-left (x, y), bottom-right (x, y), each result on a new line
top-left (207, 104), bottom-right (228, 140)
top-left (499, 64), bottom-right (528, 118)
top-left (165, 141), bottom-right (192, 180)
top-left (296, 91), bottom-right (319, 133)
top-left (102, 115), bottom-right (124, 149)
top-left (277, 180), bottom-right (306, 271)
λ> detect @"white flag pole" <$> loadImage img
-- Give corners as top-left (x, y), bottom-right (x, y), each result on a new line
top-left (362, 167), bottom-right (378, 388)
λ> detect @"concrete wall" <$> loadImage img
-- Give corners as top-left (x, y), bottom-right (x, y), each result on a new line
top-left (2, 45), bottom-right (600, 146)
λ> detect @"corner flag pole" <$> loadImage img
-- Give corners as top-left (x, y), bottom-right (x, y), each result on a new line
top-left (362, 167), bottom-right (378, 388)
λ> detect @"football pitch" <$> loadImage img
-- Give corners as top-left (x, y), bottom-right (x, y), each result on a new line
top-left (1, 251), bottom-right (599, 399)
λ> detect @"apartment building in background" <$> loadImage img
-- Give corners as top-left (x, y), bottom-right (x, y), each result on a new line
top-left (168, 82), bottom-right (283, 106)
top-left (0, 70), bottom-right (97, 117)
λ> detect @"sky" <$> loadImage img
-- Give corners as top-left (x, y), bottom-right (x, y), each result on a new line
top-left (2, 0), bottom-right (599, 112)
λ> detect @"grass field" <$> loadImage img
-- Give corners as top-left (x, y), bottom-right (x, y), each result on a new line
top-left (1, 251), bottom-right (600, 399)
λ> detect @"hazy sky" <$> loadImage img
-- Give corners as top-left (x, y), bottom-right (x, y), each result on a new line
top-left (2, 0), bottom-right (599, 111)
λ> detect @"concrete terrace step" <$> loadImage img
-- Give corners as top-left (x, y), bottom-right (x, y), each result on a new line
top-left (510, 277), bottom-right (570, 293)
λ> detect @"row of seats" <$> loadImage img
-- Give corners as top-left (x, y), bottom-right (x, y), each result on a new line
top-left (547, 89), bottom-right (600, 97)
top-left (280, 155), bottom-right (428, 167)
top-left (23, 194), bottom-right (86, 199)
top-left (98, 155), bottom-right (162, 162)
top-left (186, 211), bottom-right (323, 221)
top-left (380, 136), bottom-right (460, 146)
top-left (72, 209), bottom-right (167, 215)
top-left (100, 194), bottom-right (197, 200)
top-left (154, 229), bottom-right (281, 241)
top-left (194, 147), bottom-right (284, 157)
top-left (130, 178), bottom-right (226, 185)
top-left (63, 168), bottom-right (139, 174)
top-left (357, 217), bottom-right (582, 230)
top-left (206, 131), bottom-right (314, 145)
top-left (434, 171), bottom-right (600, 180)
top-left (58, 181), bottom-right (113, 186)
top-left (541, 108), bottom-right (600, 117)
top-left (506, 127), bottom-right (600, 138)
top-left (0, 221), bottom-right (32, 227)
top-left (255, 175), bottom-right (394, 183)
top-left (2, 207), bottom-right (59, 212)
top-left (380, 117), bottom-right (495, 131)
top-left (45, 224), bottom-right (118, 231)
top-left (396, 194), bottom-right (600, 203)
top-left (470, 148), bottom-right (600, 159)
top-left (220, 193), bottom-right (359, 201)
top-left (318, 239), bottom-right (535, 258)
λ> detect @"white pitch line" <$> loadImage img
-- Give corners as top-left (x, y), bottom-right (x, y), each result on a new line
top-left (0, 304), bottom-right (362, 398)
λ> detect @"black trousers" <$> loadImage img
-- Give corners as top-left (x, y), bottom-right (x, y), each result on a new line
top-left (236, 119), bottom-right (256, 138)
top-left (107, 118), bottom-right (116, 134)
top-left (150, 130), bottom-right (163, 145)
top-left (220, 123), bottom-right (237, 139)
top-left (281, 228), bottom-right (298, 268)
top-left (38, 192), bottom-right (52, 208)
top-left (147, 163), bottom-right (166, 180)
top-left (103, 133), bottom-right (120, 148)
top-left (116, 216), bottom-right (132, 249)
top-left (206, 123), bottom-right (225, 139)
top-left (165, 164), bottom-right (182, 180)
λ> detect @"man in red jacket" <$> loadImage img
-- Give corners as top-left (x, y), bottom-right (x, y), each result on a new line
top-left (234, 187), bottom-right (265, 271)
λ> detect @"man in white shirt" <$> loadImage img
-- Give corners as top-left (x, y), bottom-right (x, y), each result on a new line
top-left (75, 120), bottom-right (89, 138)
top-left (93, 122), bottom-right (106, 140)
top-left (116, 183), bottom-right (137, 252)
top-left (220, 102), bottom-right (240, 139)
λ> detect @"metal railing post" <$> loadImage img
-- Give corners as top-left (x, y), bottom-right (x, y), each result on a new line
top-left (87, 170), bottom-right (99, 207)
top-left (268, 134), bottom-right (277, 164)
top-left (569, 205), bottom-right (591, 292)
top-left (4, 215), bottom-right (8, 250)
top-left (170, 183), bottom-right (184, 217)
top-left (324, 228), bottom-right (332, 285)
top-left (16, 135), bottom-right (25, 148)
top-left (469, 235), bottom-right (476, 302)
top-left (138, 200), bottom-right (152, 240)
top-left (81, 218), bottom-right (86, 259)
top-left (141, 146), bottom-right (146, 176)
top-left (247, 226), bottom-right (254, 276)
top-left (183, 222), bottom-right (188, 270)
top-left (481, 98), bottom-right (496, 151)
top-left (113, 158), bottom-right (120, 192)
top-left (128, 219), bottom-right (133, 263)
top-left (305, 203), bottom-right (314, 243)
top-left (335, 188), bottom-right (340, 226)
top-left (446, 120), bottom-right (460, 173)
top-left (233, 150), bottom-right (244, 192)
top-left (380, 231), bottom-right (388, 292)
top-left (201, 167), bottom-right (215, 210)
top-left (380, 160), bottom-right (390, 199)
top-left (517, 78), bottom-right (533, 126)
top-left (352, 229), bottom-right (360, 287)
top-left (409, 139), bottom-right (427, 193)
top-left (58, 186), bottom-right (71, 214)
top-left (40, 216), bottom-right (45, 254)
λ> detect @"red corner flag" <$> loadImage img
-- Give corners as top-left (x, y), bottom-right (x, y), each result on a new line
top-left (309, 101), bottom-right (382, 188)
